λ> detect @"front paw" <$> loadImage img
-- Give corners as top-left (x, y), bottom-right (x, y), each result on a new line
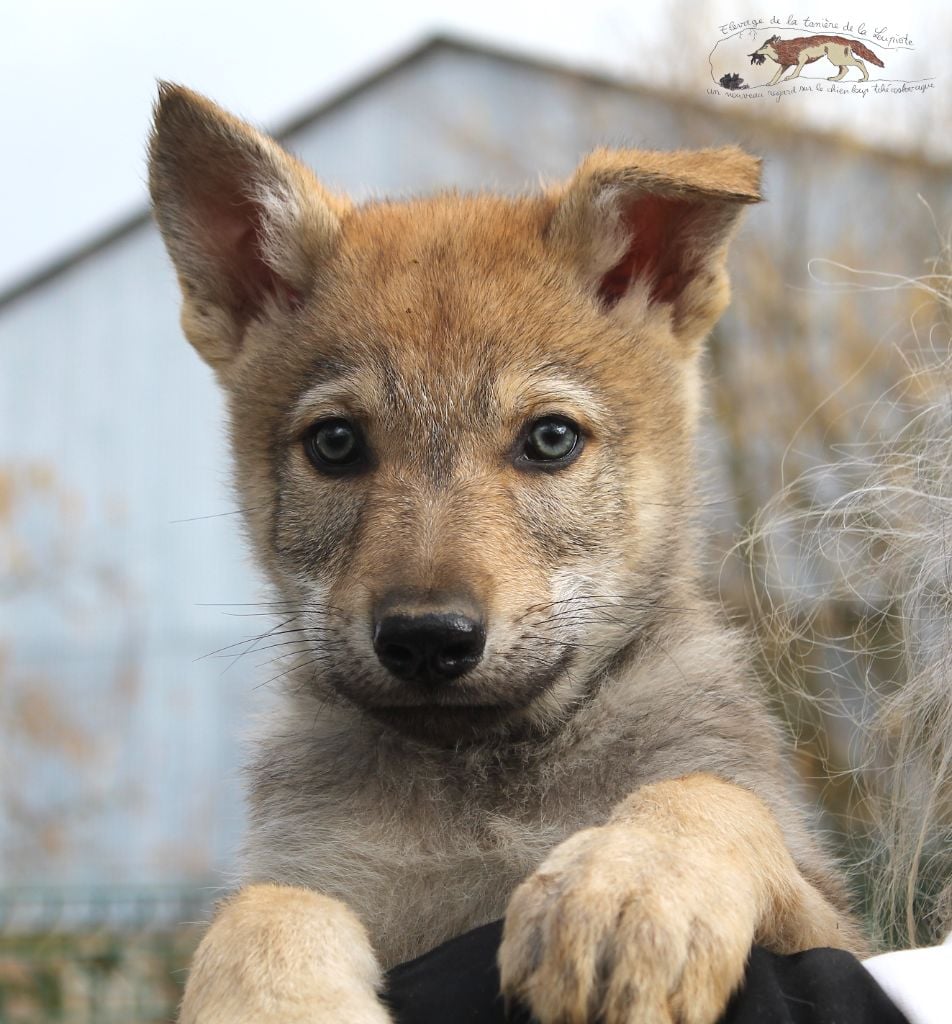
top-left (179, 884), bottom-right (392, 1024)
top-left (499, 824), bottom-right (757, 1024)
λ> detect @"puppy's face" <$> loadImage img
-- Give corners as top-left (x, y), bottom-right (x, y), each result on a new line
top-left (149, 86), bottom-right (760, 741)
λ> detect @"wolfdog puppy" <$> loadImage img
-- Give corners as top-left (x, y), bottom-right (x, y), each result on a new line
top-left (148, 84), bottom-right (865, 1024)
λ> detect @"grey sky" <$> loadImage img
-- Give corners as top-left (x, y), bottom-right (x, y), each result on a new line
top-left (1, 0), bottom-right (942, 293)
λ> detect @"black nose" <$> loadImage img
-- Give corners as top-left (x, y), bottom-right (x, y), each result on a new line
top-left (373, 613), bottom-right (486, 685)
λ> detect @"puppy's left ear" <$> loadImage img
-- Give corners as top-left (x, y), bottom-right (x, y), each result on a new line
top-left (548, 147), bottom-right (761, 350)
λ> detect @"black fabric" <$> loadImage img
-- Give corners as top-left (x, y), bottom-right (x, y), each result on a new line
top-left (385, 919), bottom-right (910, 1024)
top-left (385, 921), bottom-right (529, 1024)
top-left (720, 945), bottom-right (910, 1024)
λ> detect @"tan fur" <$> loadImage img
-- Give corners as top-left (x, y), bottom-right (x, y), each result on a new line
top-left (148, 84), bottom-right (866, 1024)
top-left (501, 775), bottom-right (864, 1024)
top-left (179, 885), bottom-right (389, 1024)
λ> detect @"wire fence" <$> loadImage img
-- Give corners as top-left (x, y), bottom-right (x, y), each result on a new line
top-left (0, 886), bottom-right (220, 1024)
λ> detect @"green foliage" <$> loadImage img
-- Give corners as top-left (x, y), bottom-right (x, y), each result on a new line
top-left (0, 889), bottom-right (210, 1024)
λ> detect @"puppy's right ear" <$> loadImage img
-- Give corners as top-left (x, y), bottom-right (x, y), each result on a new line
top-left (148, 84), bottom-right (348, 369)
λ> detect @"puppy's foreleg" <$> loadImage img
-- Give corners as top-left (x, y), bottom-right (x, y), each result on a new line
top-left (179, 884), bottom-right (393, 1024)
top-left (500, 773), bottom-right (863, 1024)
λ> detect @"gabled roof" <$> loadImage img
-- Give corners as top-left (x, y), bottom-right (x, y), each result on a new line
top-left (2, 32), bottom-right (948, 311)
top-left (0, 34), bottom-right (452, 310)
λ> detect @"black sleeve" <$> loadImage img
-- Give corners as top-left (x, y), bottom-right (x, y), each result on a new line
top-left (384, 920), bottom-right (910, 1024)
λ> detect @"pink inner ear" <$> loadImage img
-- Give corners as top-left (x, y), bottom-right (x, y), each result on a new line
top-left (598, 195), bottom-right (703, 308)
top-left (229, 219), bottom-right (301, 314)
top-left (196, 184), bottom-right (299, 318)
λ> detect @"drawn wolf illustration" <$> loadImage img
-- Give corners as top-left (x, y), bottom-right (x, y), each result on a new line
top-left (750, 33), bottom-right (885, 85)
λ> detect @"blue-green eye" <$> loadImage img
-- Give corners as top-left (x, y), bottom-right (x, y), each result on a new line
top-left (304, 418), bottom-right (364, 473)
top-left (523, 416), bottom-right (581, 464)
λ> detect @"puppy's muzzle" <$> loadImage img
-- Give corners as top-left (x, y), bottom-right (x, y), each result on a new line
top-left (373, 611), bottom-right (486, 687)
